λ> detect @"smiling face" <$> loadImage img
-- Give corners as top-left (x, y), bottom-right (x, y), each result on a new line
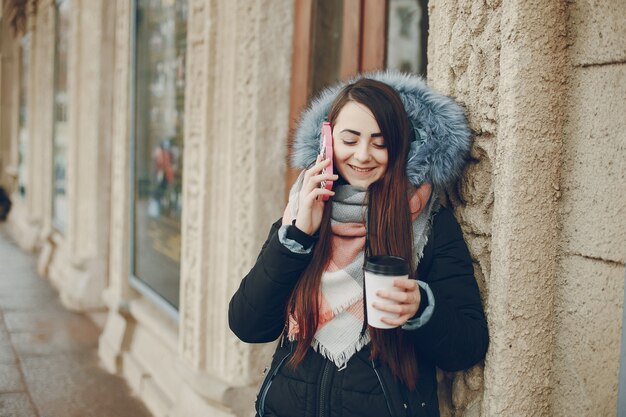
top-left (332, 101), bottom-right (389, 189)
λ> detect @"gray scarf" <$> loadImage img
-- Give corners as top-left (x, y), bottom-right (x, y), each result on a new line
top-left (284, 173), bottom-right (438, 369)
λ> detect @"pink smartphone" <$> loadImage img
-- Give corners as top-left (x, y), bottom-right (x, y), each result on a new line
top-left (320, 121), bottom-right (334, 201)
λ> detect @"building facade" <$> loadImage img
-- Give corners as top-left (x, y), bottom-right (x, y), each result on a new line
top-left (0, 1), bottom-right (624, 416)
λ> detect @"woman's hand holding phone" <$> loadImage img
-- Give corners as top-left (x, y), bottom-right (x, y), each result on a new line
top-left (294, 154), bottom-right (338, 235)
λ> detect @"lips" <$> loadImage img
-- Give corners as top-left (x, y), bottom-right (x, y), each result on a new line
top-left (349, 165), bottom-right (375, 173)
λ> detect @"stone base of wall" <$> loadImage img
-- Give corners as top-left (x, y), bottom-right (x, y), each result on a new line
top-left (45, 233), bottom-right (106, 311)
top-left (99, 294), bottom-right (245, 417)
top-left (6, 197), bottom-right (40, 251)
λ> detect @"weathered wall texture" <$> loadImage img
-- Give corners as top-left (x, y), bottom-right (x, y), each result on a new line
top-left (552, 1), bottom-right (626, 415)
top-left (428, 0), bottom-right (501, 415)
top-left (430, 0), bottom-right (625, 416)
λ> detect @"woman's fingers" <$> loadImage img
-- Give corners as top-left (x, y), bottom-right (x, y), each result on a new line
top-left (301, 158), bottom-right (335, 195)
top-left (372, 279), bottom-right (421, 326)
top-left (393, 278), bottom-right (418, 291)
top-left (372, 301), bottom-right (416, 315)
top-left (302, 187), bottom-right (335, 205)
top-left (376, 280), bottom-right (419, 304)
top-left (380, 313), bottom-right (413, 327)
top-left (304, 156), bottom-right (331, 178)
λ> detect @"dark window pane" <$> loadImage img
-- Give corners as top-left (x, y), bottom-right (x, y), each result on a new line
top-left (386, 0), bottom-right (428, 76)
top-left (310, 0), bottom-right (344, 97)
top-left (132, 0), bottom-right (187, 310)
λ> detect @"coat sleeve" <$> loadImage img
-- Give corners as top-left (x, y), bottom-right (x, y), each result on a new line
top-left (228, 219), bottom-right (313, 343)
top-left (405, 207), bottom-right (489, 371)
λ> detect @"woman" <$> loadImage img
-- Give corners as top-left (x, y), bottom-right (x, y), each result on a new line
top-left (229, 72), bottom-right (488, 417)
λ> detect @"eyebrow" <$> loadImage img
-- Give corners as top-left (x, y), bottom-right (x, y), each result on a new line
top-left (340, 129), bottom-right (383, 138)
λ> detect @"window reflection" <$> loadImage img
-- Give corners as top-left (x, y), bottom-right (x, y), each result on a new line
top-left (18, 34), bottom-right (30, 199)
top-left (386, 0), bottom-right (429, 76)
top-left (132, 0), bottom-right (187, 310)
top-left (52, 0), bottom-right (70, 232)
top-left (309, 0), bottom-right (344, 97)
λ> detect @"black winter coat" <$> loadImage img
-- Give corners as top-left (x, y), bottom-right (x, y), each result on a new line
top-left (229, 207), bottom-right (488, 417)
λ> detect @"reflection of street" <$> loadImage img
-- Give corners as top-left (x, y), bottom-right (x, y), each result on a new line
top-left (148, 215), bottom-right (181, 262)
top-left (135, 198), bottom-right (180, 309)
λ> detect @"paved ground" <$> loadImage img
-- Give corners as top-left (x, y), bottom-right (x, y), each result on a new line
top-left (0, 225), bottom-right (153, 417)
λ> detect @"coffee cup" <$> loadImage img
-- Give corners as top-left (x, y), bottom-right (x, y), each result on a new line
top-left (364, 255), bottom-right (410, 329)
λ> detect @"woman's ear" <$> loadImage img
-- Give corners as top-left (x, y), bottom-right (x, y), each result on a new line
top-left (410, 182), bottom-right (433, 216)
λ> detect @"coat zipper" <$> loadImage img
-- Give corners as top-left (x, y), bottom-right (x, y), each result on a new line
top-left (318, 360), bottom-right (332, 417)
top-left (372, 360), bottom-right (397, 417)
top-left (257, 349), bottom-right (292, 417)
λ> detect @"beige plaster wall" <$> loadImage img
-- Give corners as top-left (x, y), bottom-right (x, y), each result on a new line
top-left (552, 1), bottom-right (626, 415)
top-left (429, 0), bottom-right (624, 416)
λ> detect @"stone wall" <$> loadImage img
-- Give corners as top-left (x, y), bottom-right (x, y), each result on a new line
top-left (552, 1), bottom-right (626, 415)
top-left (429, 0), bottom-right (624, 416)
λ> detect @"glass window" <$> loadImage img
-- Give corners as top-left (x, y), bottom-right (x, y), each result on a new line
top-left (18, 34), bottom-right (30, 199)
top-left (386, 0), bottom-right (429, 76)
top-left (309, 0), bottom-right (344, 97)
top-left (52, 0), bottom-right (70, 232)
top-left (131, 0), bottom-right (187, 311)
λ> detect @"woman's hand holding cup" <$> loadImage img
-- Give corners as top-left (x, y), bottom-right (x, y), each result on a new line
top-left (365, 256), bottom-right (420, 329)
top-left (294, 154), bottom-right (338, 235)
top-left (372, 279), bottom-right (421, 327)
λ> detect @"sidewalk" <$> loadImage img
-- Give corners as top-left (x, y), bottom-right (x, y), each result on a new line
top-left (0, 225), bottom-right (153, 417)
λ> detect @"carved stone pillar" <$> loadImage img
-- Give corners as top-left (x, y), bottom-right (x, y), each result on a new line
top-left (428, 1), bottom-right (567, 416)
top-left (28, 0), bottom-right (54, 237)
top-left (482, 2), bottom-right (566, 415)
top-left (43, 0), bottom-right (115, 312)
top-left (98, 0), bottom-right (138, 373)
top-left (174, 1), bottom-right (293, 416)
top-left (8, 0), bottom-right (42, 250)
top-left (0, 18), bottom-right (16, 189)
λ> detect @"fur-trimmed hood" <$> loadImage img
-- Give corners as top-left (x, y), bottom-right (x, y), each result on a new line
top-left (291, 71), bottom-right (472, 190)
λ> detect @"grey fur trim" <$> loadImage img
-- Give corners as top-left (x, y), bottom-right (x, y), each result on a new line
top-left (291, 70), bottom-right (472, 189)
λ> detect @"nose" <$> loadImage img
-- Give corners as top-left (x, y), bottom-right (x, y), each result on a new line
top-left (353, 142), bottom-right (371, 163)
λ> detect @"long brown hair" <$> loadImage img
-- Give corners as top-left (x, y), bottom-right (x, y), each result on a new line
top-left (287, 79), bottom-right (419, 390)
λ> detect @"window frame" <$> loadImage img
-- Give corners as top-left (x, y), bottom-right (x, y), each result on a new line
top-left (128, 0), bottom-right (185, 322)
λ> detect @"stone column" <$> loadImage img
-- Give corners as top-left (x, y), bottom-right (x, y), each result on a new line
top-left (99, 0), bottom-right (139, 373)
top-left (174, 1), bottom-right (293, 416)
top-left (9, 0), bottom-right (42, 250)
top-left (0, 18), bottom-right (16, 189)
top-left (484, 1), bottom-right (567, 416)
top-left (34, 0), bottom-right (55, 239)
top-left (40, 0), bottom-right (76, 287)
top-left (429, 1), bottom-right (567, 416)
top-left (44, 0), bottom-right (115, 312)
top-left (29, 0), bottom-right (55, 240)
top-left (427, 1), bottom-right (501, 415)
